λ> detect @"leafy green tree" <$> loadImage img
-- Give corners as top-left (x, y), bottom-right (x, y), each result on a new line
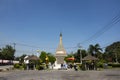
top-left (74, 50), bottom-right (80, 62)
top-left (105, 41), bottom-right (120, 63)
top-left (0, 48), bottom-right (3, 59)
top-left (81, 49), bottom-right (87, 58)
top-left (0, 45), bottom-right (15, 60)
top-left (39, 52), bottom-right (56, 64)
top-left (74, 49), bottom-right (87, 63)
top-left (39, 51), bottom-right (47, 63)
top-left (19, 54), bottom-right (27, 63)
top-left (47, 53), bottom-right (56, 64)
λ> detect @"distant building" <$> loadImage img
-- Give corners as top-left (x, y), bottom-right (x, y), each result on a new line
top-left (24, 55), bottom-right (39, 70)
top-left (54, 33), bottom-right (67, 69)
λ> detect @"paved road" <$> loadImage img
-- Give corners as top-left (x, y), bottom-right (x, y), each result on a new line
top-left (0, 69), bottom-right (120, 80)
top-left (0, 65), bottom-right (13, 70)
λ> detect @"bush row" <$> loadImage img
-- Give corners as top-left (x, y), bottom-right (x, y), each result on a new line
top-left (108, 63), bottom-right (120, 68)
top-left (14, 63), bottom-right (26, 70)
top-left (14, 63), bottom-right (46, 70)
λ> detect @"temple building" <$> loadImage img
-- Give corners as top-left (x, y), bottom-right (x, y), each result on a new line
top-left (54, 33), bottom-right (67, 69)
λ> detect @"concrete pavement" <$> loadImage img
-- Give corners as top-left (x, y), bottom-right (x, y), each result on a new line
top-left (0, 65), bottom-right (13, 71)
top-left (0, 69), bottom-right (120, 80)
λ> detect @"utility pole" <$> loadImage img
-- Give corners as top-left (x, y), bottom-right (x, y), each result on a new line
top-left (114, 49), bottom-right (118, 63)
top-left (77, 43), bottom-right (82, 64)
top-left (13, 43), bottom-right (16, 50)
top-left (12, 43), bottom-right (16, 62)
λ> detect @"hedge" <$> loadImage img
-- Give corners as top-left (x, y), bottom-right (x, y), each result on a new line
top-left (108, 63), bottom-right (120, 68)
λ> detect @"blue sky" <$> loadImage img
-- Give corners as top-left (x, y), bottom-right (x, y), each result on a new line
top-left (0, 0), bottom-right (120, 56)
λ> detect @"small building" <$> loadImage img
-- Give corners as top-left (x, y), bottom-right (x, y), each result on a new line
top-left (24, 55), bottom-right (39, 70)
top-left (82, 55), bottom-right (98, 61)
top-left (82, 54), bottom-right (99, 70)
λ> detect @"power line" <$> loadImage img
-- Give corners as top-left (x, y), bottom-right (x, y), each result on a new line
top-left (80, 12), bottom-right (120, 44)
top-left (16, 49), bottom-right (36, 53)
top-left (16, 43), bottom-right (41, 48)
top-left (1, 12), bottom-right (120, 53)
top-left (16, 42), bottom-right (76, 49)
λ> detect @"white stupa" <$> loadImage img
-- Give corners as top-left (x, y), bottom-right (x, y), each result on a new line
top-left (54, 33), bottom-right (67, 69)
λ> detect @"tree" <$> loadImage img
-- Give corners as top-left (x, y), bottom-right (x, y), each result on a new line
top-left (39, 51), bottom-right (56, 64)
top-left (88, 44), bottom-right (102, 57)
top-left (0, 48), bottom-right (3, 59)
top-left (39, 51), bottom-right (47, 63)
top-left (74, 50), bottom-right (80, 62)
top-left (74, 49), bottom-right (87, 63)
top-left (81, 49), bottom-right (87, 58)
top-left (105, 41), bottom-right (120, 63)
top-left (0, 45), bottom-right (15, 60)
top-left (19, 54), bottom-right (27, 63)
top-left (47, 53), bottom-right (56, 64)
top-left (88, 44), bottom-right (94, 56)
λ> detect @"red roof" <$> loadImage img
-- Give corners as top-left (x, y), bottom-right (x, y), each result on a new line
top-left (66, 57), bottom-right (75, 60)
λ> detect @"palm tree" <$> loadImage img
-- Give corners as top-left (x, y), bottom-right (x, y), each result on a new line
top-left (88, 44), bottom-right (102, 57)
top-left (88, 44), bottom-right (95, 56)
top-left (94, 44), bottom-right (102, 58)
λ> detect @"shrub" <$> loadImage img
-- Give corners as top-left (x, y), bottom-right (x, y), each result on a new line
top-left (80, 63), bottom-right (86, 70)
top-left (76, 64), bottom-right (81, 70)
top-left (108, 63), bottom-right (120, 68)
top-left (36, 65), bottom-right (45, 70)
top-left (22, 63), bottom-right (27, 70)
top-left (14, 63), bottom-right (27, 70)
top-left (19, 66), bottom-right (24, 70)
top-left (14, 63), bottom-right (20, 69)
top-left (96, 62), bottom-right (103, 68)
